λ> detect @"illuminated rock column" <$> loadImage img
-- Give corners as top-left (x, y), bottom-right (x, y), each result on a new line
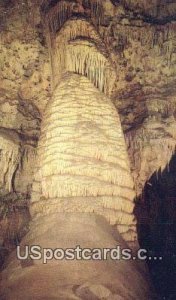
top-left (31, 72), bottom-right (137, 244)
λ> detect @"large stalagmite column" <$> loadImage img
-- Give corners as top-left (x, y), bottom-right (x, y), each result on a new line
top-left (31, 72), bottom-right (136, 244)
top-left (0, 72), bottom-right (152, 300)
top-left (0, 2), bottom-right (153, 298)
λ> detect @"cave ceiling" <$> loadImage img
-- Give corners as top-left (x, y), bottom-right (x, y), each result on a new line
top-left (40, 0), bottom-right (176, 23)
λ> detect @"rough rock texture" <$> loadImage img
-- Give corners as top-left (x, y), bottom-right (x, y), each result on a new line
top-left (111, 0), bottom-right (176, 22)
top-left (0, 0), bottom-right (51, 111)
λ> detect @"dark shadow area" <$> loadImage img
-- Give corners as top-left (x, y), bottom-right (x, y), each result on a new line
top-left (0, 192), bottom-right (30, 271)
top-left (135, 153), bottom-right (176, 300)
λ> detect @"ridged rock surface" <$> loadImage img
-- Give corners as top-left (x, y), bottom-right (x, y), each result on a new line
top-left (31, 73), bottom-right (136, 244)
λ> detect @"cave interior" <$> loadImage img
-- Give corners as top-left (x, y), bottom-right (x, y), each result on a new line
top-left (0, 0), bottom-right (176, 299)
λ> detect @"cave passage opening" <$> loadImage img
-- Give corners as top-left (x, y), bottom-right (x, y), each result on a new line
top-left (135, 153), bottom-right (176, 300)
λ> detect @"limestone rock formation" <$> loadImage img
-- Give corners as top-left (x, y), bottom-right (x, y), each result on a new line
top-left (31, 73), bottom-right (136, 244)
top-left (0, 0), bottom-right (176, 299)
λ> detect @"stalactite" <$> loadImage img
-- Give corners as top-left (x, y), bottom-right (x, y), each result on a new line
top-left (114, 24), bottom-right (154, 49)
top-left (55, 19), bottom-right (103, 50)
top-left (43, 0), bottom-right (105, 39)
top-left (126, 124), bottom-right (176, 196)
top-left (46, 1), bottom-right (73, 36)
top-left (23, 146), bottom-right (37, 164)
top-left (0, 136), bottom-right (20, 193)
top-left (50, 19), bottom-right (103, 86)
top-left (48, 19), bottom-right (116, 95)
top-left (65, 40), bottom-right (115, 94)
top-left (90, 0), bottom-right (104, 26)
top-left (113, 21), bottom-right (175, 64)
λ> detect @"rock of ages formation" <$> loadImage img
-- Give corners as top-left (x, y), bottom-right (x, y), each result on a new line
top-left (0, 0), bottom-right (176, 299)
top-left (31, 73), bottom-right (136, 244)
